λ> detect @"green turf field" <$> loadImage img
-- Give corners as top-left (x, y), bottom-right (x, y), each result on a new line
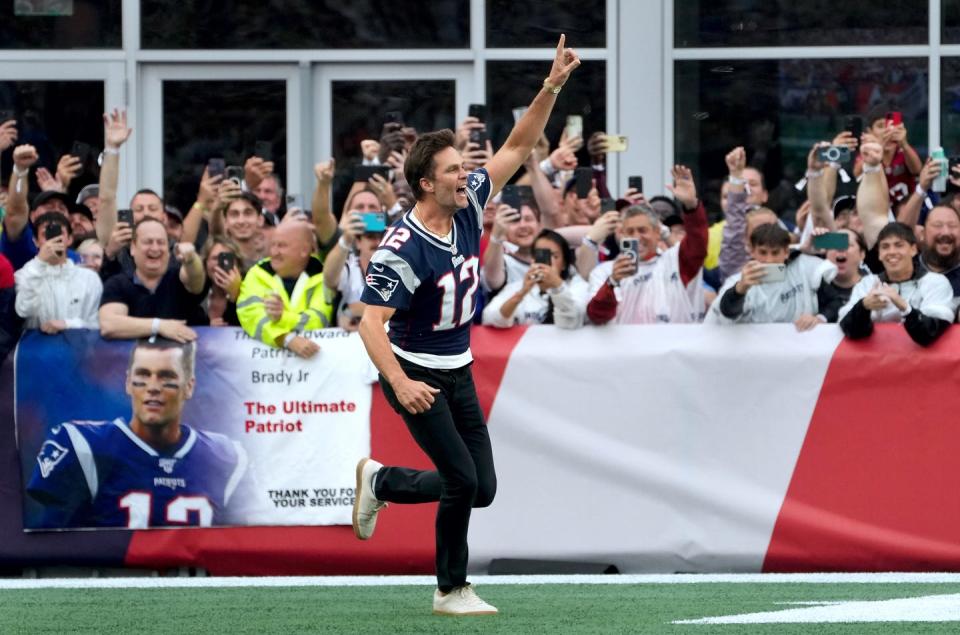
top-left (2, 578), bottom-right (960, 634)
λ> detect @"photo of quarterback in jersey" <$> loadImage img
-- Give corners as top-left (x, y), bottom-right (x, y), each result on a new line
top-left (25, 337), bottom-right (253, 529)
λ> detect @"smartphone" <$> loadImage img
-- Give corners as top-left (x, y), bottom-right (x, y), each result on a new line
top-left (950, 156), bottom-right (960, 177)
top-left (362, 212), bottom-right (387, 233)
top-left (603, 135), bottom-right (629, 153)
top-left (816, 146), bottom-right (852, 163)
top-left (0, 109), bottom-right (13, 123)
top-left (44, 222), bottom-right (63, 240)
top-left (600, 198), bottom-right (617, 213)
top-left (217, 251), bottom-right (237, 272)
top-left (886, 111), bottom-right (903, 126)
top-left (533, 248), bottom-right (553, 265)
top-left (813, 232), bottom-right (850, 251)
top-left (845, 115), bottom-right (863, 145)
top-left (574, 167), bottom-right (593, 199)
top-left (628, 176), bottom-right (644, 193)
top-left (501, 184), bottom-right (522, 209)
top-left (354, 164), bottom-right (391, 183)
top-left (620, 238), bottom-right (640, 262)
top-left (207, 157), bottom-right (225, 179)
top-left (468, 104), bottom-right (486, 122)
top-left (71, 140), bottom-right (93, 175)
top-left (564, 115), bottom-right (583, 141)
top-left (759, 263), bottom-right (786, 284)
top-left (225, 165), bottom-right (244, 185)
top-left (384, 110), bottom-right (404, 126)
top-left (469, 126), bottom-right (488, 146)
top-left (117, 208), bottom-right (134, 226)
top-left (254, 140), bottom-right (272, 162)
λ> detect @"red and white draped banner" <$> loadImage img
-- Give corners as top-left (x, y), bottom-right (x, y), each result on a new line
top-left (3, 324), bottom-right (959, 574)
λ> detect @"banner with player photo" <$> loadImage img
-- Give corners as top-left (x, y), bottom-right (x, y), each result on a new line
top-left (15, 328), bottom-right (375, 531)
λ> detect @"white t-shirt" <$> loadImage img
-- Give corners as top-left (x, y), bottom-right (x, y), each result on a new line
top-left (587, 243), bottom-right (705, 324)
top-left (705, 253), bottom-right (837, 324)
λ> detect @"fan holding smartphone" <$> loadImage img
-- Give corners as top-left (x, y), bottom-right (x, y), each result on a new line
top-left (706, 223), bottom-right (839, 331)
top-left (15, 212), bottom-right (103, 334)
top-left (856, 106), bottom-right (922, 203)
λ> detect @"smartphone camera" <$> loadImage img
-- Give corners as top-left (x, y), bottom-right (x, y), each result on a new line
top-left (620, 238), bottom-right (640, 262)
top-left (117, 209), bottom-right (134, 226)
top-left (225, 165), bottom-right (244, 186)
top-left (817, 146), bottom-right (851, 163)
top-left (533, 248), bottom-right (553, 266)
top-left (217, 251), bottom-right (237, 272)
top-left (362, 212), bottom-right (387, 233)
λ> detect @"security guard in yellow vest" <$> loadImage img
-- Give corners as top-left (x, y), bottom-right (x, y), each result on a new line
top-left (237, 222), bottom-right (335, 358)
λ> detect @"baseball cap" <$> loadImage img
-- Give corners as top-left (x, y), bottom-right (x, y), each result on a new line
top-left (832, 195), bottom-right (857, 218)
top-left (76, 183), bottom-right (99, 205)
top-left (70, 202), bottom-right (94, 222)
top-left (164, 205), bottom-right (184, 223)
top-left (30, 190), bottom-right (71, 211)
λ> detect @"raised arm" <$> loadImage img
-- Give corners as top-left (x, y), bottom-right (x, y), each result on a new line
top-left (96, 109), bottom-right (133, 247)
top-left (806, 142), bottom-right (836, 230)
top-left (311, 159), bottom-right (339, 246)
top-left (182, 167), bottom-right (221, 245)
top-left (484, 35), bottom-right (580, 196)
top-left (666, 165), bottom-right (707, 285)
top-left (175, 242), bottom-right (206, 295)
top-left (856, 140), bottom-right (890, 249)
top-left (4, 144), bottom-right (37, 241)
top-left (898, 157), bottom-right (937, 229)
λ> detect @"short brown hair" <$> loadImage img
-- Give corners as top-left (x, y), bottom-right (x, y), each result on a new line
top-left (405, 129), bottom-right (456, 200)
top-left (749, 222), bottom-right (790, 249)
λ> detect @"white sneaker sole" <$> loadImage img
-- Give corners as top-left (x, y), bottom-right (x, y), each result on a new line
top-left (352, 458), bottom-right (371, 540)
top-left (432, 609), bottom-right (498, 616)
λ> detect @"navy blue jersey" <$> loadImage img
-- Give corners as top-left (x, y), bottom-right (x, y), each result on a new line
top-left (26, 418), bottom-right (250, 529)
top-left (362, 168), bottom-right (491, 368)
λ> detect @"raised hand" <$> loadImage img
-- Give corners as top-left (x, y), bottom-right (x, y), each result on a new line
top-left (725, 146), bottom-right (746, 176)
top-left (546, 34), bottom-right (581, 89)
top-left (314, 158), bottom-right (335, 185)
top-left (665, 164), bottom-right (697, 210)
top-left (103, 108), bottom-right (132, 149)
top-left (0, 119), bottom-right (17, 152)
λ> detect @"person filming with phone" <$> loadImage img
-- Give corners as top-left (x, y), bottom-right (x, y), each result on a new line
top-left (482, 229), bottom-right (587, 328)
top-left (15, 212), bottom-right (102, 333)
top-left (586, 165), bottom-right (708, 325)
top-left (706, 222), bottom-right (838, 330)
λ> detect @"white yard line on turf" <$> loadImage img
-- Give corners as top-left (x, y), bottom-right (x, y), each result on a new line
top-left (4, 573), bottom-right (960, 590)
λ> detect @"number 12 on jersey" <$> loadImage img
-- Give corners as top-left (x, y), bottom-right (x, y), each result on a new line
top-left (434, 256), bottom-right (479, 331)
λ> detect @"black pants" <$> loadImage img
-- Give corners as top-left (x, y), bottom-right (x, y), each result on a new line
top-left (375, 359), bottom-right (497, 592)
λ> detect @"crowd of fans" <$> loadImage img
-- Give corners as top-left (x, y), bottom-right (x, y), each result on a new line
top-left (1, 98), bottom-right (958, 361)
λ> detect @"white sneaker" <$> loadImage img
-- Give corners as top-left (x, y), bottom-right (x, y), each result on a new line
top-left (432, 584), bottom-right (498, 616)
top-left (352, 458), bottom-right (386, 540)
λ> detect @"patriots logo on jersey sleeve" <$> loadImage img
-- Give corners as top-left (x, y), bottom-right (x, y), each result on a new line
top-left (468, 172), bottom-right (486, 192)
top-left (37, 440), bottom-right (69, 478)
top-left (366, 271), bottom-right (400, 302)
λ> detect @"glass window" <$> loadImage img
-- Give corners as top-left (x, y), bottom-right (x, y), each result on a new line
top-left (485, 60), bottom-right (606, 170)
top-left (675, 1), bottom-right (927, 48)
top-left (944, 0), bottom-right (960, 44)
top-left (486, 0), bottom-right (605, 48)
top-left (0, 0), bottom-right (120, 49)
top-left (330, 80), bottom-right (456, 212)
top-left (161, 81), bottom-right (286, 212)
top-left (0, 80), bottom-right (104, 199)
top-left (940, 58), bottom-right (960, 153)
top-left (674, 59), bottom-right (929, 222)
top-left (141, 1), bottom-right (469, 49)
